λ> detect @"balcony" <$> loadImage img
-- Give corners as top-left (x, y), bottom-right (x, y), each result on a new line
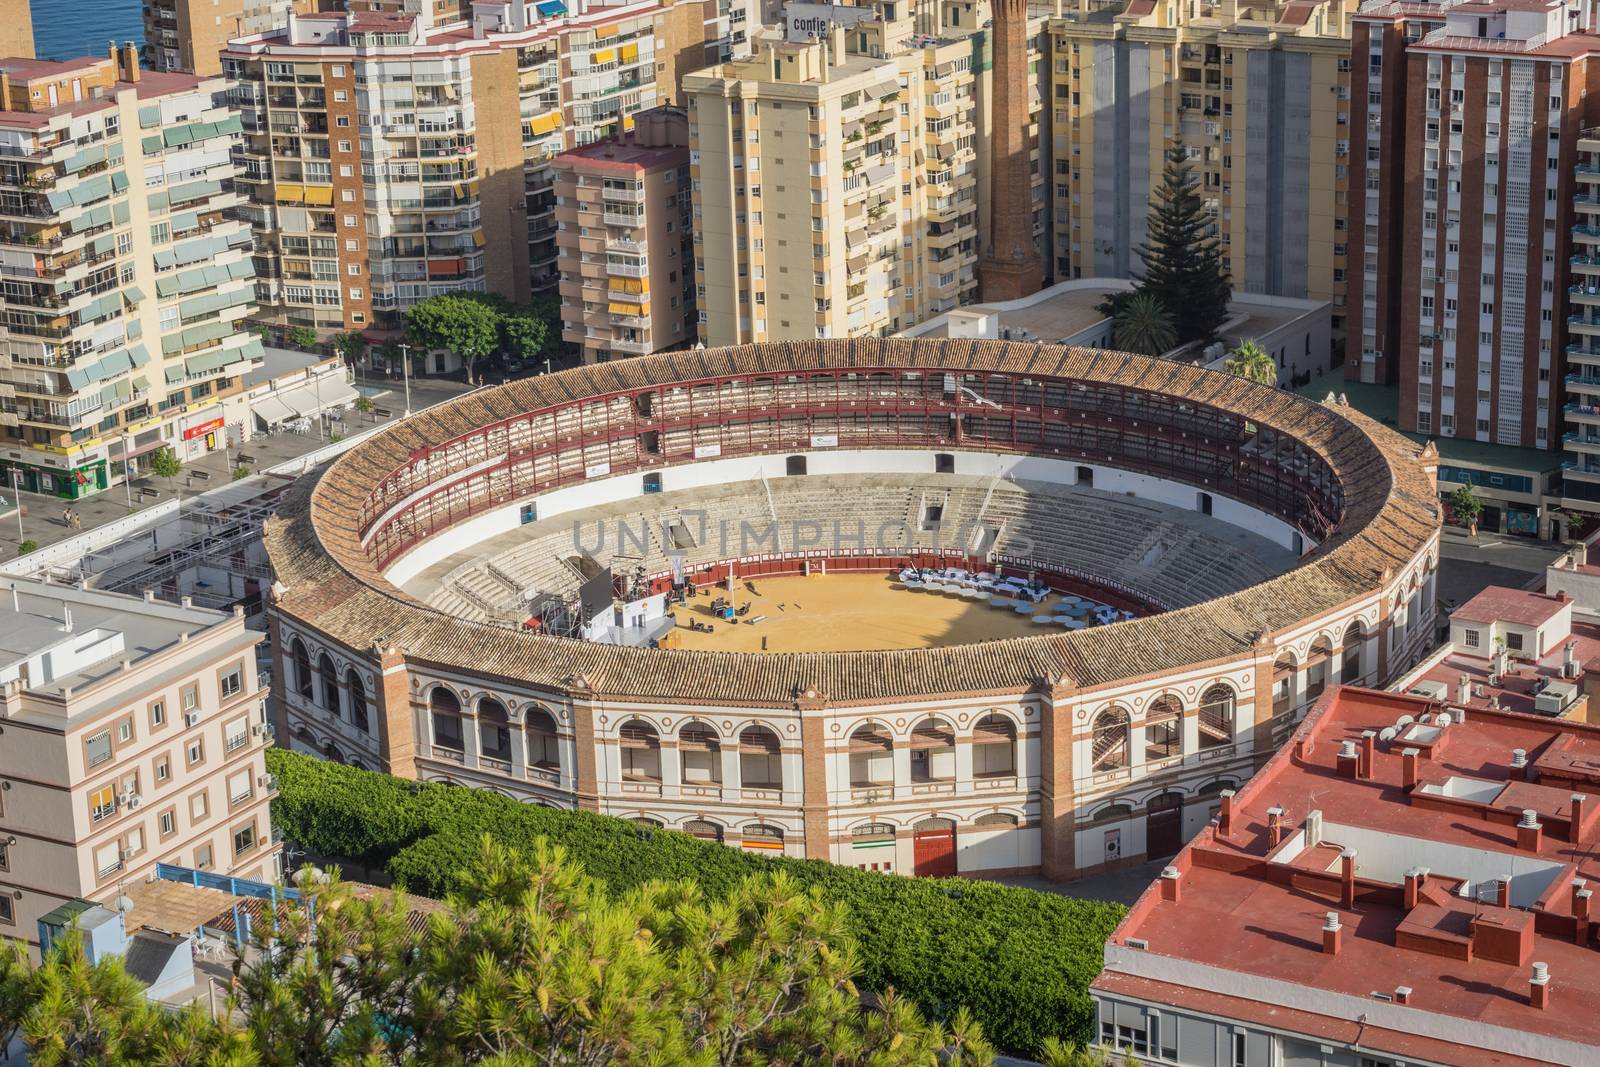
top-left (606, 236), bottom-right (646, 255)
top-left (1564, 432), bottom-right (1600, 454)
top-left (1563, 458), bottom-right (1600, 481)
top-left (610, 337), bottom-right (653, 354)
top-left (1570, 314), bottom-right (1600, 335)
top-left (1565, 402), bottom-right (1600, 424)
top-left (606, 259), bottom-right (647, 278)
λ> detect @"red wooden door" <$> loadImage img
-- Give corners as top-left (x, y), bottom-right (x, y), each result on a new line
top-left (913, 820), bottom-right (957, 877)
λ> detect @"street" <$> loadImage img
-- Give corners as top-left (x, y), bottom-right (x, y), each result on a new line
top-left (0, 374), bottom-right (475, 558)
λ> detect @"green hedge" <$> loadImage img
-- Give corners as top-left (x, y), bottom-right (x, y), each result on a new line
top-left (266, 748), bottom-right (1123, 1055)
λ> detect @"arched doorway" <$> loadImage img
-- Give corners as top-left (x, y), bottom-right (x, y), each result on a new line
top-left (912, 816), bottom-right (957, 877)
top-left (1145, 791), bottom-right (1185, 859)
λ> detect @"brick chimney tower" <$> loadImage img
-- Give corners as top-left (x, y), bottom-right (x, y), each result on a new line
top-left (978, 0), bottom-right (1043, 302)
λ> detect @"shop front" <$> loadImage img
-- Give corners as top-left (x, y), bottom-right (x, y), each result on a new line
top-left (0, 457), bottom-right (109, 500)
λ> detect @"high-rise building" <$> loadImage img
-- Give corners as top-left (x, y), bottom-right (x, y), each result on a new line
top-left (0, 49), bottom-right (263, 500)
top-left (1045, 0), bottom-right (1352, 325)
top-left (144, 0), bottom-right (318, 77)
top-left (553, 107), bottom-right (695, 363)
top-left (1351, 0), bottom-right (1593, 451)
top-left (0, 579), bottom-right (280, 956)
top-left (1563, 130), bottom-right (1600, 506)
top-left (685, 14), bottom-right (990, 345)
top-left (224, 0), bottom-right (711, 332)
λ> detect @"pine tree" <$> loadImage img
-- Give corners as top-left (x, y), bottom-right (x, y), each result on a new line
top-left (1134, 144), bottom-right (1232, 345)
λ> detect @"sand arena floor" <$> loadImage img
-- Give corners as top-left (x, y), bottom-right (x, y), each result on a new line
top-left (663, 572), bottom-right (1081, 653)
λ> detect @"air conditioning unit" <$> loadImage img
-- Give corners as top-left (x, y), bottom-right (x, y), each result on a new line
top-left (119, 790), bottom-right (142, 810)
top-left (185, 710), bottom-right (201, 727)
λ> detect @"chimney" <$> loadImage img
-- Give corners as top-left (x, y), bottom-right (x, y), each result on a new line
top-left (1518, 809), bottom-right (1543, 852)
top-left (1217, 789), bottom-right (1236, 837)
top-left (1401, 747), bottom-right (1420, 789)
top-left (1305, 808), bottom-right (1324, 847)
top-left (61, 605), bottom-right (72, 632)
top-left (1159, 865), bottom-right (1182, 903)
top-left (1322, 911), bottom-right (1343, 955)
top-left (1572, 793), bottom-right (1588, 843)
top-left (1564, 640), bottom-right (1579, 679)
top-left (1336, 739), bottom-right (1360, 779)
top-left (1266, 806), bottom-right (1285, 849)
top-left (1576, 541), bottom-right (1589, 567)
top-left (1404, 866), bottom-right (1425, 910)
top-left (1359, 730), bottom-right (1377, 779)
top-left (830, 23), bottom-right (845, 67)
top-left (8, 583), bottom-right (17, 612)
top-left (1496, 879), bottom-right (1511, 908)
top-left (1575, 887), bottom-right (1592, 947)
top-left (1530, 962), bottom-right (1550, 1010)
top-left (120, 42), bottom-right (140, 84)
top-left (1511, 748), bottom-right (1529, 779)
top-left (1394, 986), bottom-right (1412, 1006)
top-left (1340, 848), bottom-right (1358, 908)
top-left (1457, 672), bottom-right (1472, 705)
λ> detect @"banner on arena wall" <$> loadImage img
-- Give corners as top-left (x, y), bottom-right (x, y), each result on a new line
top-left (585, 461), bottom-right (612, 479)
top-left (694, 443), bottom-right (722, 459)
top-left (810, 434), bottom-right (838, 448)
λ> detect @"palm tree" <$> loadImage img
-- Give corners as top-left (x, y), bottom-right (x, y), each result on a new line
top-left (1224, 339), bottom-right (1277, 387)
top-left (1112, 291), bottom-right (1177, 356)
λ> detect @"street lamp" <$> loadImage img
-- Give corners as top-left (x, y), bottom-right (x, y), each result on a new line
top-left (399, 342), bottom-right (413, 417)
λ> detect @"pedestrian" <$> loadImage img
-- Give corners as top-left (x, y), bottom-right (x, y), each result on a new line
top-left (61, 506), bottom-right (70, 527)
top-left (71, 510), bottom-right (81, 530)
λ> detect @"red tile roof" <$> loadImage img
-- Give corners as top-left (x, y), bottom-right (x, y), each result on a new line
top-left (1094, 685), bottom-right (1600, 1067)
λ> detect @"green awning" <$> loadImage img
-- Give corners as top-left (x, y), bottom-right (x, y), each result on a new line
top-left (128, 345), bottom-right (150, 368)
top-left (138, 105), bottom-right (161, 128)
top-left (165, 364), bottom-right (184, 384)
top-left (166, 179), bottom-right (222, 206)
top-left (122, 285), bottom-right (145, 305)
top-left (147, 190), bottom-right (169, 213)
top-left (109, 171), bottom-right (128, 193)
top-left (170, 211), bottom-right (199, 234)
top-left (142, 134), bottom-right (163, 154)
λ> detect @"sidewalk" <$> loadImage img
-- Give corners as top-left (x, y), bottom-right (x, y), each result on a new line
top-left (0, 374), bottom-right (475, 557)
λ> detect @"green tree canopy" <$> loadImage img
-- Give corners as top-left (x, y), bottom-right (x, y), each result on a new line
top-left (403, 294), bottom-right (501, 367)
top-left (149, 446), bottom-right (183, 489)
top-left (0, 840), bottom-right (1135, 1066)
top-left (332, 331), bottom-right (368, 367)
top-left (1447, 484), bottom-right (1483, 530)
top-left (284, 326), bottom-right (319, 352)
top-left (1112, 291), bottom-right (1177, 357)
top-left (1134, 144), bottom-right (1232, 346)
top-left (1224, 339), bottom-right (1277, 387)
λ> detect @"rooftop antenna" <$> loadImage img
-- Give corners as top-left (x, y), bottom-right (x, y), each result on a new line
top-left (8, 583), bottom-right (17, 612)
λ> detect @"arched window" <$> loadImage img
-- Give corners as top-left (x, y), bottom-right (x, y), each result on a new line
top-left (1306, 637), bottom-right (1335, 702)
top-left (1090, 802), bottom-right (1135, 825)
top-left (526, 706), bottom-right (560, 771)
top-left (479, 698), bottom-right (512, 763)
top-left (317, 653), bottom-right (340, 715)
top-left (345, 670), bottom-right (370, 734)
top-left (682, 819), bottom-right (724, 842)
top-left (1198, 685), bottom-right (1235, 750)
top-left (738, 725), bottom-right (782, 790)
top-left (1144, 694), bottom-right (1182, 762)
top-left (1272, 652), bottom-right (1298, 716)
top-left (973, 812), bottom-right (1019, 829)
top-left (619, 719), bottom-right (661, 782)
top-left (848, 723), bottom-right (894, 788)
top-left (742, 824), bottom-right (785, 851)
top-left (679, 722), bottom-right (722, 785)
top-left (1091, 708), bottom-right (1130, 772)
top-left (972, 713), bottom-right (1016, 778)
top-left (1342, 621), bottom-right (1365, 684)
top-left (629, 816), bottom-right (663, 829)
top-left (430, 688), bottom-right (463, 752)
top-left (291, 639), bottom-right (312, 699)
top-left (851, 822), bottom-right (897, 846)
top-left (909, 716), bottom-right (955, 783)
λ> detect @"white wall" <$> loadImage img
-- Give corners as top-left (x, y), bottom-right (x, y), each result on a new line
top-left (383, 449), bottom-right (1312, 586)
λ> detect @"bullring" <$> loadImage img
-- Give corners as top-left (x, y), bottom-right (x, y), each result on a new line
top-left (264, 338), bottom-right (1441, 881)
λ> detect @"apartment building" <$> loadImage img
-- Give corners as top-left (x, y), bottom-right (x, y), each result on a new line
top-left (223, 0), bottom-right (709, 329)
top-left (1045, 0), bottom-right (1351, 329)
top-left (685, 15), bottom-right (988, 346)
top-left (553, 106), bottom-right (694, 363)
top-left (144, 0), bottom-right (319, 77)
top-left (0, 579), bottom-right (279, 956)
top-left (1350, 0), bottom-right (1599, 452)
top-left (0, 49), bottom-right (263, 500)
top-left (1565, 130), bottom-right (1600, 508)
